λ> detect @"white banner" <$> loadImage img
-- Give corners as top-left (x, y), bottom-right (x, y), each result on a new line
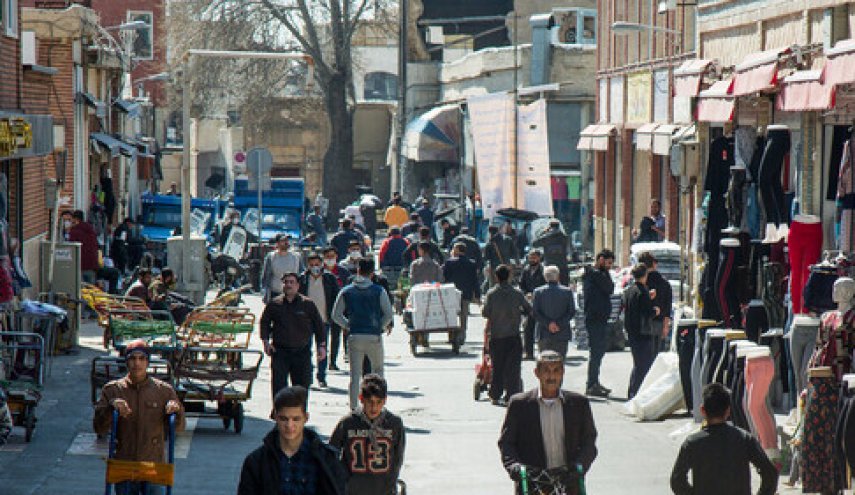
top-left (468, 93), bottom-right (515, 218)
top-left (516, 99), bottom-right (553, 216)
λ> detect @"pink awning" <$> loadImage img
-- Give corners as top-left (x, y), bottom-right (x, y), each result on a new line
top-left (732, 47), bottom-right (791, 96)
top-left (776, 70), bottom-right (836, 112)
top-left (673, 59), bottom-right (713, 97)
top-left (696, 79), bottom-right (735, 122)
top-left (823, 39), bottom-right (855, 87)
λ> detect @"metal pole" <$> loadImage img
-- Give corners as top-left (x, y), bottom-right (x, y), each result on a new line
top-left (181, 59), bottom-right (192, 294)
top-left (257, 160), bottom-right (262, 251)
top-left (512, 11), bottom-right (519, 209)
top-left (396, 0), bottom-right (408, 196)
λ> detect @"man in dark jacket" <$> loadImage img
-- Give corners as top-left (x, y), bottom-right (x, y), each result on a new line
top-left (484, 225), bottom-right (519, 286)
top-left (482, 265), bottom-right (532, 406)
top-left (416, 199), bottom-right (434, 232)
top-left (299, 254), bottom-right (340, 388)
top-left (68, 209), bottom-right (100, 284)
top-left (239, 386), bottom-right (347, 495)
top-left (450, 227), bottom-right (483, 273)
top-left (401, 227), bottom-right (444, 268)
top-left (520, 250), bottom-right (547, 359)
top-left (532, 219), bottom-right (569, 284)
top-left (639, 251), bottom-right (672, 353)
top-left (443, 243), bottom-right (480, 346)
top-left (623, 264), bottom-right (659, 399)
top-left (498, 351), bottom-right (598, 495)
top-left (400, 212), bottom-right (421, 239)
top-left (378, 227), bottom-right (409, 271)
top-left (260, 272), bottom-right (327, 400)
top-left (533, 266), bottom-right (577, 358)
top-left (670, 383), bottom-right (776, 495)
top-left (330, 219), bottom-right (363, 260)
top-left (438, 219), bottom-right (459, 249)
top-left (582, 249), bottom-right (615, 398)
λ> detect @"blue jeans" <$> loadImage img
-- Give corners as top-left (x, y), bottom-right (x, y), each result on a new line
top-left (114, 482), bottom-right (165, 495)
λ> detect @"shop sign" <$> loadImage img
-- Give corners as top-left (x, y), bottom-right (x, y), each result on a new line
top-left (0, 118), bottom-right (33, 158)
top-left (626, 71), bottom-right (652, 124)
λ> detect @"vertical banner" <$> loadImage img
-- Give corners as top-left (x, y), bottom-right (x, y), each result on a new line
top-left (516, 99), bottom-right (553, 216)
top-left (467, 93), bottom-right (514, 218)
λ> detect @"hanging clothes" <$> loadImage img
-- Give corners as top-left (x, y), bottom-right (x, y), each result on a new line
top-left (811, 310), bottom-right (855, 382)
top-left (702, 136), bottom-right (735, 320)
top-left (837, 137), bottom-right (855, 252)
top-left (802, 374), bottom-right (842, 493)
top-left (100, 176), bottom-right (117, 225)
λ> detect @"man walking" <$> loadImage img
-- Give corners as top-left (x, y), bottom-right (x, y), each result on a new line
top-left (639, 251), bottom-right (672, 353)
top-left (484, 225), bottom-right (519, 286)
top-left (383, 198), bottom-right (409, 229)
top-left (450, 227), bottom-right (483, 273)
top-left (498, 351), bottom-right (598, 495)
top-left (94, 340), bottom-right (185, 495)
top-left (416, 199), bottom-right (433, 231)
top-left (330, 374), bottom-right (406, 495)
top-left (670, 383), bottom-right (776, 495)
top-left (443, 243), bottom-right (480, 347)
top-left (520, 250), bottom-right (547, 360)
top-left (68, 209), bottom-right (100, 284)
top-left (238, 386), bottom-right (347, 495)
top-left (623, 264), bottom-right (659, 399)
top-left (583, 249), bottom-right (615, 398)
top-left (261, 234), bottom-right (303, 303)
top-left (332, 258), bottom-right (395, 409)
top-left (300, 254), bottom-right (340, 388)
top-left (378, 227), bottom-right (409, 275)
top-left (330, 219), bottom-right (362, 261)
top-left (323, 247), bottom-right (350, 371)
top-left (532, 219), bottom-right (570, 285)
top-left (402, 226), bottom-right (444, 268)
top-left (482, 265), bottom-right (532, 406)
top-left (306, 204), bottom-right (328, 245)
top-left (409, 242), bottom-right (443, 285)
top-left (260, 272), bottom-right (327, 399)
top-left (532, 266), bottom-right (577, 358)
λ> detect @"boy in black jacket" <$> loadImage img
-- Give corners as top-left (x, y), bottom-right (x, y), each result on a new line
top-left (238, 386), bottom-right (347, 495)
top-left (330, 374), bottom-right (406, 495)
top-left (623, 264), bottom-right (659, 399)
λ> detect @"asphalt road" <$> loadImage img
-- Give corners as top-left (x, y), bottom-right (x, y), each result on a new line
top-left (0, 291), bottom-right (795, 494)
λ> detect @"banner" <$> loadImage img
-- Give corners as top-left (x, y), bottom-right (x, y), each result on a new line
top-left (467, 93), bottom-right (514, 219)
top-left (516, 99), bottom-right (553, 216)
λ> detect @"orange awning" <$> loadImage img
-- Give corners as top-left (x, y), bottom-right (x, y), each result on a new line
top-left (776, 70), bottom-right (836, 112)
top-left (732, 47), bottom-right (790, 96)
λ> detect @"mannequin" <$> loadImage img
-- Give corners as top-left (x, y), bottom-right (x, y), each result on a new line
top-left (702, 130), bottom-right (735, 320)
top-left (815, 278), bottom-right (855, 381)
top-left (758, 124), bottom-right (790, 241)
top-left (838, 373), bottom-right (855, 483)
top-left (725, 340), bottom-right (758, 429)
top-left (716, 238), bottom-right (743, 328)
top-left (803, 364), bottom-right (840, 493)
top-left (790, 315), bottom-right (822, 398)
top-left (741, 346), bottom-right (778, 457)
top-left (789, 214), bottom-right (823, 315)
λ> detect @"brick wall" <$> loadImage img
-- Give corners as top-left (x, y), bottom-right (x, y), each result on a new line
top-left (21, 70), bottom-right (53, 240)
top-left (37, 40), bottom-right (75, 192)
top-left (0, 34), bottom-right (21, 110)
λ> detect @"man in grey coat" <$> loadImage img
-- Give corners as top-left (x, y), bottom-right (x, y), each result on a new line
top-left (409, 242), bottom-right (443, 285)
top-left (532, 265), bottom-right (577, 358)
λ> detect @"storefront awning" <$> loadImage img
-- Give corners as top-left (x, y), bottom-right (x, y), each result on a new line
top-left (823, 39), bottom-right (855, 87)
top-left (76, 91), bottom-right (103, 108)
top-left (113, 99), bottom-right (140, 116)
top-left (732, 47), bottom-right (791, 96)
top-left (635, 123), bottom-right (658, 151)
top-left (673, 59), bottom-right (714, 97)
top-left (90, 132), bottom-right (136, 158)
top-left (652, 125), bottom-right (679, 156)
top-left (776, 70), bottom-right (836, 112)
top-left (672, 124), bottom-right (696, 144)
top-left (404, 103), bottom-right (461, 162)
top-left (576, 124), bottom-right (616, 151)
top-left (696, 79), bottom-right (735, 122)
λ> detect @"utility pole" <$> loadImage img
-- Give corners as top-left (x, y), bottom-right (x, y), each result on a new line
top-left (512, 8), bottom-right (519, 209)
top-left (396, 0), bottom-right (408, 195)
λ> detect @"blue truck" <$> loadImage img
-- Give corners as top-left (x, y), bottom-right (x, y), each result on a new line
top-left (139, 193), bottom-right (223, 264)
top-left (232, 177), bottom-right (305, 243)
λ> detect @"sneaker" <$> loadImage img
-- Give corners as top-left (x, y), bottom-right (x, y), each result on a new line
top-left (598, 383), bottom-right (612, 394)
top-left (318, 380), bottom-right (328, 388)
top-left (586, 384), bottom-right (610, 398)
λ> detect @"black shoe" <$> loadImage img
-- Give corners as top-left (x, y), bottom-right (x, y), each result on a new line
top-left (522, 353), bottom-right (535, 361)
top-left (586, 384), bottom-right (610, 398)
top-left (598, 383), bottom-right (612, 394)
top-left (317, 380), bottom-right (328, 388)
top-left (329, 364), bottom-right (340, 371)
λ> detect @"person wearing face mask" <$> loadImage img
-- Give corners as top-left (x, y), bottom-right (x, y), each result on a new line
top-left (330, 218), bottom-right (363, 261)
top-left (520, 250), bottom-right (547, 360)
top-left (261, 234), bottom-right (304, 303)
top-left (299, 253), bottom-right (340, 388)
top-left (59, 210), bottom-right (73, 241)
top-left (217, 210), bottom-right (244, 251)
top-left (322, 247), bottom-right (350, 370)
top-left (342, 240), bottom-right (364, 273)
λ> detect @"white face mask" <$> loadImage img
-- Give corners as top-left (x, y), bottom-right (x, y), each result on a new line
top-left (349, 251), bottom-right (360, 259)
top-left (63, 220), bottom-right (71, 229)
top-left (310, 266), bottom-right (322, 275)
top-left (324, 259), bottom-right (336, 267)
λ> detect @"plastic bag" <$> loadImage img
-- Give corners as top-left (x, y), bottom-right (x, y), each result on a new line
top-left (622, 351), bottom-right (686, 421)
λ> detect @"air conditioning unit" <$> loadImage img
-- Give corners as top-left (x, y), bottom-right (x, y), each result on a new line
top-left (21, 31), bottom-right (37, 65)
top-left (658, 0), bottom-right (677, 13)
top-left (426, 25), bottom-right (444, 45)
top-left (551, 10), bottom-right (579, 46)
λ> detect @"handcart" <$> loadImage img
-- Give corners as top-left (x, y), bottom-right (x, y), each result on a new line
top-left (172, 307), bottom-right (261, 434)
top-left (105, 409), bottom-right (176, 495)
top-left (82, 285), bottom-right (149, 347)
top-left (0, 331), bottom-right (45, 442)
top-left (107, 310), bottom-right (176, 355)
top-left (519, 465), bottom-right (586, 495)
top-left (404, 283), bottom-right (462, 356)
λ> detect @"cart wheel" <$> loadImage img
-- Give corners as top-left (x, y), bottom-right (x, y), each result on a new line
top-left (472, 380), bottom-right (481, 401)
top-left (233, 403), bottom-right (245, 434)
top-left (24, 408), bottom-right (36, 442)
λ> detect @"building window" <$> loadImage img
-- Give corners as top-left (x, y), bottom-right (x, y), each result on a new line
top-left (3, 0), bottom-right (18, 39)
top-left (127, 11), bottom-right (154, 60)
top-left (552, 8), bottom-right (596, 47)
top-left (364, 72), bottom-right (398, 100)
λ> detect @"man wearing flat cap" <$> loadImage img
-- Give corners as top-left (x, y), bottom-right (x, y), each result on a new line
top-left (94, 340), bottom-right (185, 495)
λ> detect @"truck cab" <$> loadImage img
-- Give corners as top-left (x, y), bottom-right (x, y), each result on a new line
top-left (232, 178), bottom-right (305, 243)
top-left (139, 193), bottom-right (222, 265)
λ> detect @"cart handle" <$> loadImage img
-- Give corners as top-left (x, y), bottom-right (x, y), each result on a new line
top-left (106, 410), bottom-right (176, 495)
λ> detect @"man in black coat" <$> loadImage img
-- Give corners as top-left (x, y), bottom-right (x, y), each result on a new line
top-left (582, 249), bottom-right (615, 398)
top-left (299, 253), bottom-right (340, 388)
top-left (442, 243), bottom-right (480, 346)
top-left (450, 227), bottom-right (484, 273)
top-left (639, 251), bottom-right (672, 353)
top-left (623, 264), bottom-right (659, 399)
top-left (519, 250), bottom-right (547, 359)
top-left (498, 351), bottom-right (598, 495)
top-left (484, 225), bottom-right (520, 286)
top-left (238, 386), bottom-right (347, 495)
top-left (532, 219), bottom-right (569, 284)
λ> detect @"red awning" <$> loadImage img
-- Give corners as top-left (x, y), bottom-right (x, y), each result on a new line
top-left (776, 70), bottom-right (836, 112)
top-left (673, 59), bottom-right (713, 97)
top-left (732, 47), bottom-right (791, 96)
top-left (696, 79), bottom-right (735, 122)
top-left (823, 39), bottom-right (855, 87)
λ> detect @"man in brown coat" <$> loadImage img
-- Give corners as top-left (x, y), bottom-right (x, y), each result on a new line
top-left (94, 340), bottom-right (185, 494)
